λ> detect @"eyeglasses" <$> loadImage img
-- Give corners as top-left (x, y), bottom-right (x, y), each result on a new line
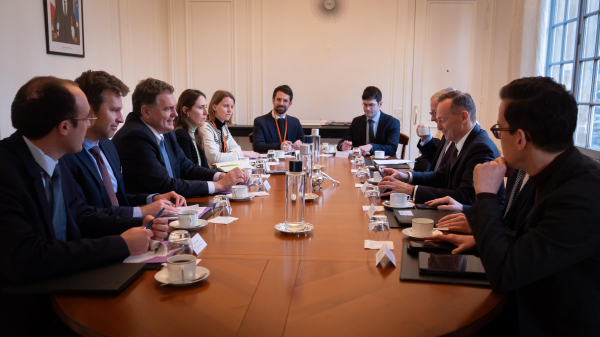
top-left (362, 103), bottom-right (378, 109)
top-left (71, 117), bottom-right (97, 126)
top-left (490, 124), bottom-right (531, 141)
top-left (429, 110), bottom-right (436, 117)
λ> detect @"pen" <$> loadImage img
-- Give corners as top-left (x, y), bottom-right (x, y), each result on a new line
top-left (144, 207), bottom-right (165, 229)
top-left (220, 164), bottom-right (238, 167)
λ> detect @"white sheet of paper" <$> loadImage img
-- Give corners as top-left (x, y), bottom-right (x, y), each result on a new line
top-left (367, 204), bottom-right (377, 218)
top-left (191, 233), bottom-right (207, 255)
top-left (260, 154), bottom-right (268, 158)
top-left (208, 216), bottom-right (238, 224)
top-left (362, 205), bottom-right (384, 211)
top-left (397, 210), bottom-right (414, 216)
top-left (355, 183), bottom-right (363, 188)
top-left (351, 169), bottom-right (357, 173)
top-left (364, 240), bottom-right (394, 250)
top-left (360, 181), bottom-right (368, 193)
top-left (335, 151), bottom-right (351, 158)
top-left (376, 244), bottom-right (396, 267)
top-left (263, 180), bottom-right (271, 191)
top-left (373, 159), bottom-right (415, 165)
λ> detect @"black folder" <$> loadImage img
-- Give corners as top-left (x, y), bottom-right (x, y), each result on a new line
top-left (3, 263), bottom-right (146, 295)
top-left (392, 208), bottom-right (460, 228)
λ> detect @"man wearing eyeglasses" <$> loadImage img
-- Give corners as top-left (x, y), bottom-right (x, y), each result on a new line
top-left (63, 70), bottom-right (187, 219)
top-left (378, 90), bottom-right (504, 206)
top-left (337, 86), bottom-right (400, 156)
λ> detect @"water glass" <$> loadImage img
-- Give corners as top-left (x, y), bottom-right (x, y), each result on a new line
top-left (213, 195), bottom-right (232, 217)
top-left (352, 147), bottom-right (361, 159)
top-left (321, 143), bottom-right (329, 154)
top-left (254, 159), bottom-right (268, 175)
top-left (356, 167), bottom-right (370, 183)
top-left (168, 230), bottom-right (193, 255)
top-left (283, 143), bottom-right (293, 152)
top-left (247, 174), bottom-right (266, 193)
top-left (368, 214), bottom-right (390, 241)
top-left (364, 189), bottom-right (381, 207)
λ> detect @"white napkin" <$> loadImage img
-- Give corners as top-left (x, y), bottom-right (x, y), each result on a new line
top-left (355, 183), bottom-right (363, 188)
top-left (320, 154), bottom-right (333, 157)
top-left (266, 162), bottom-right (280, 166)
top-left (251, 192), bottom-right (269, 197)
top-left (261, 174), bottom-right (271, 178)
top-left (364, 240), bottom-right (394, 250)
top-left (208, 216), bottom-right (238, 224)
top-left (363, 205), bottom-right (384, 211)
top-left (351, 169), bottom-right (358, 173)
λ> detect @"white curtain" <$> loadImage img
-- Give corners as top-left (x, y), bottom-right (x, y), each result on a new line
top-left (508, 0), bottom-right (552, 80)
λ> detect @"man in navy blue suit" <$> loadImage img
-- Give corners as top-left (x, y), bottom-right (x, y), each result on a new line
top-left (338, 86), bottom-right (400, 156)
top-left (64, 70), bottom-right (186, 218)
top-left (252, 85), bottom-right (305, 152)
top-left (0, 76), bottom-right (168, 335)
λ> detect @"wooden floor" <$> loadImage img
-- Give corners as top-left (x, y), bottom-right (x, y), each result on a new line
top-left (53, 156), bottom-right (504, 337)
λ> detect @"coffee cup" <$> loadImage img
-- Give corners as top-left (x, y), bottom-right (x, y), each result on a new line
top-left (417, 126), bottom-right (431, 137)
top-left (372, 171), bottom-right (382, 182)
top-left (275, 150), bottom-right (286, 158)
top-left (232, 185), bottom-right (249, 199)
top-left (243, 167), bottom-right (253, 176)
top-left (374, 150), bottom-right (385, 159)
top-left (328, 145), bottom-right (336, 153)
top-left (238, 157), bottom-right (250, 165)
top-left (390, 193), bottom-right (409, 207)
top-left (411, 218), bottom-right (435, 238)
top-left (166, 254), bottom-right (197, 283)
top-left (178, 210), bottom-right (199, 228)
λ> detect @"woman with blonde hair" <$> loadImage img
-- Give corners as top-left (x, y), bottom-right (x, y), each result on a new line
top-left (201, 90), bottom-right (259, 165)
top-left (173, 89), bottom-right (210, 168)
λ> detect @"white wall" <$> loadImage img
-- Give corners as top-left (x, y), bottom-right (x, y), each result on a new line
top-left (0, 0), bottom-right (514, 152)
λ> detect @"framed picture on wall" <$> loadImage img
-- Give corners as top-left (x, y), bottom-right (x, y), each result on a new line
top-left (43, 0), bottom-right (85, 57)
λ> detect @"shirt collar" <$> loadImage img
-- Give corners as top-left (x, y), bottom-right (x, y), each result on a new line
top-left (529, 146), bottom-right (575, 191)
top-left (141, 120), bottom-right (163, 144)
top-left (82, 137), bottom-right (99, 151)
top-left (272, 110), bottom-right (286, 120)
top-left (454, 124), bottom-right (476, 155)
top-left (367, 110), bottom-right (381, 123)
top-left (22, 136), bottom-right (58, 177)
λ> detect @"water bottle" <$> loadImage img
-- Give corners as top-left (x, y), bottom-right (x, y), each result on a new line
top-left (311, 129), bottom-right (321, 164)
top-left (285, 160), bottom-right (305, 229)
top-left (300, 144), bottom-right (313, 194)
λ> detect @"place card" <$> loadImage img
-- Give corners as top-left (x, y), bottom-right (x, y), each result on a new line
top-left (320, 154), bottom-right (333, 157)
top-left (261, 174), bottom-right (271, 178)
top-left (360, 181), bottom-right (368, 193)
top-left (362, 205), bottom-right (384, 211)
top-left (397, 210), bottom-right (414, 216)
top-left (351, 169), bottom-right (358, 173)
top-left (266, 162), bottom-right (280, 166)
top-left (375, 244), bottom-right (396, 267)
top-left (250, 191), bottom-right (269, 197)
top-left (263, 180), bottom-right (271, 191)
top-left (355, 183), bottom-right (363, 188)
top-left (364, 240), bottom-right (394, 250)
top-left (335, 151), bottom-right (351, 158)
top-left (208, 216), bottom-right (238, 224)
top-left (367, 203), bottom-right (377, 218)
top-left (191, 233), bottom-right (207, 255)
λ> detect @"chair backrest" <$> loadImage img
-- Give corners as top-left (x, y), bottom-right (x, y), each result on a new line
top-left (249, 132), bottom-right (254, 145)
top-left (399, 133), bottom-right (409, 159)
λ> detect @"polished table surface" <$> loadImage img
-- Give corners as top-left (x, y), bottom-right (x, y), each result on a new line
top-left (53, 157), bottom-right (504, 337)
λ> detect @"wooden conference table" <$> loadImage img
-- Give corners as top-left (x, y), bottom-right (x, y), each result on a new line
top-left (53, 156), bottom-right (504, 337)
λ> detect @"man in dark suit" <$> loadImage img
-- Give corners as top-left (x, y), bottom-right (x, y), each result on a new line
top-left (338, 86), bottom-right (400, 157)
top-left (379, 90), bottom-right (505, 205)
top-left (0, 76), bottom-right (168, 335)
top-left (52, 0), bottom-right (79, 44)
top-left (465, 77), bottom-right (600, 335)
top-left (63, 70), bottom-right (186, 218)
top-left (253, 85), bottom-right (305, 152)
top-left (112, 78), bottom-right (247, 198)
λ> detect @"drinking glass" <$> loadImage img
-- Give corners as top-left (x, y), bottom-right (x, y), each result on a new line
top-left (355, 166), bottom-right (370, 184)
top-left (247, 174), bottom-right (265, 193)
top-left (352, 147), bottom-right (361, 159)
top-left (283, 143), bottom-right (293, 152)
top-left (213, 195), bottom-right (232, 216)
top-left (321, 143), bottom-right (329, 154)
top-left (364, 189), bottom-right (381, 207)
top-left (168, 230), bottom-right (193, 255)
top-left (254, 159), bottom-right (268, 175)
top-left (368, 214), bottom-right (390, 241)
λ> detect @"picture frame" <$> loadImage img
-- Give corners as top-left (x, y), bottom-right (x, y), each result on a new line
top-left (43, 0), bottom-right (85, 57)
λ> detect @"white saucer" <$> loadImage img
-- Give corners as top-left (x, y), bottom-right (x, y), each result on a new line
top-left (401, 228), bottom-right (443, 240)
top-left (229, 195), bottom-right (253, 202)
top-left (154, 266), bottom-right (210, 286)
top-left (373, 156), bottom-right (390, 160)
top-left (367, 178), bottom-right (382, 184)
top-left (305, 193), bottom-right (319, 201)
top-left (169, 220), bottom-right (209, 230)
top-left (274, 223), bottom-right (314, 234)
top-left (383, 200), bottom-right (415, 209)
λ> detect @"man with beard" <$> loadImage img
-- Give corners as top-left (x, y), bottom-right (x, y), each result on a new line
top-left (252, 85), bottom-right (305, 152)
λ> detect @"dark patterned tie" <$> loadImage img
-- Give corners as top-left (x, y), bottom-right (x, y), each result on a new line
top-left (368, 119), bottom-right (375, 143)
top-left (88, 146), bottom-right (119, 206)
top-left (45, 166), bottom-right (67, 241)
top-left (449, 145), bottom-right (459, 170)
top-left (504, 169), bottom-right (526, 216)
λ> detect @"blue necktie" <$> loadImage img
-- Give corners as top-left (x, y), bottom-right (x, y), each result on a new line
top-left (159, 136), bottom-right (174, 178)
top-left (46, 166), bottom-right (67, 241)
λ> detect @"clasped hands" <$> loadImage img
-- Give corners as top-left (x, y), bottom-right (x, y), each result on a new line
top-left (340, 141), bottom-right (372, 156)
top-left (281, 140), bottom-right (302, 151)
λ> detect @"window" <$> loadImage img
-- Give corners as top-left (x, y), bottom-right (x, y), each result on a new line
top-left (546, 0), bottom-right (600, 153)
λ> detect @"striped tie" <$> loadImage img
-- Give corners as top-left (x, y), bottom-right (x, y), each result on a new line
top-left (504, 169), bottom-right (526, 216)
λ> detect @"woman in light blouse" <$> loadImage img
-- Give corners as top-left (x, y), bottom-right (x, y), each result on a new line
top-left (173, 89), bottom-right (210, 168)
top-left (201, 90), bottom-right (259, 165)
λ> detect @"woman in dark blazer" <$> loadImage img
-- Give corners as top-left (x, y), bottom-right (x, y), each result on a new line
top-left (174, 89), bottom-right (210, 168)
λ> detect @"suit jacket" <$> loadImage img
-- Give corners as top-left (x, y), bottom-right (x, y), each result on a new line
top-left (252, 112), bottom-right (305, 152)
top-left (174, 128), bottom-right (209, 168)
top-left (411, 124), bottom-right (505, 205)
top-left (52, 0), bottom-right (78, 44)
top-left (337, 112), bottom-right (400, 156)
top-left (63, 139), bottom-right (151, 217)
top-left (467, 148), bottom-right (600, 336)
top-left (112, 114), bottom-right (220, 198)
top-left (0, 132), bottom-right (136, 334)
top-left (414, 137), bottom-right (442, 172)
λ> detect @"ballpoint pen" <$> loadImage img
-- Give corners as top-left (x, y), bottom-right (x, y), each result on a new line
top-left (144, 207), bottom-right (165, 229)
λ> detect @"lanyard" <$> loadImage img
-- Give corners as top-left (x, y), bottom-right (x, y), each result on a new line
top-left (274, 116), bottom-right (287, 143)
top-left (211, 121), bottom-right (226, 152)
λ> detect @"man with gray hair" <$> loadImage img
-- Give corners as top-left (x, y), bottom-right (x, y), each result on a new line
top-left (379, 90), bottom-right (505, 206)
